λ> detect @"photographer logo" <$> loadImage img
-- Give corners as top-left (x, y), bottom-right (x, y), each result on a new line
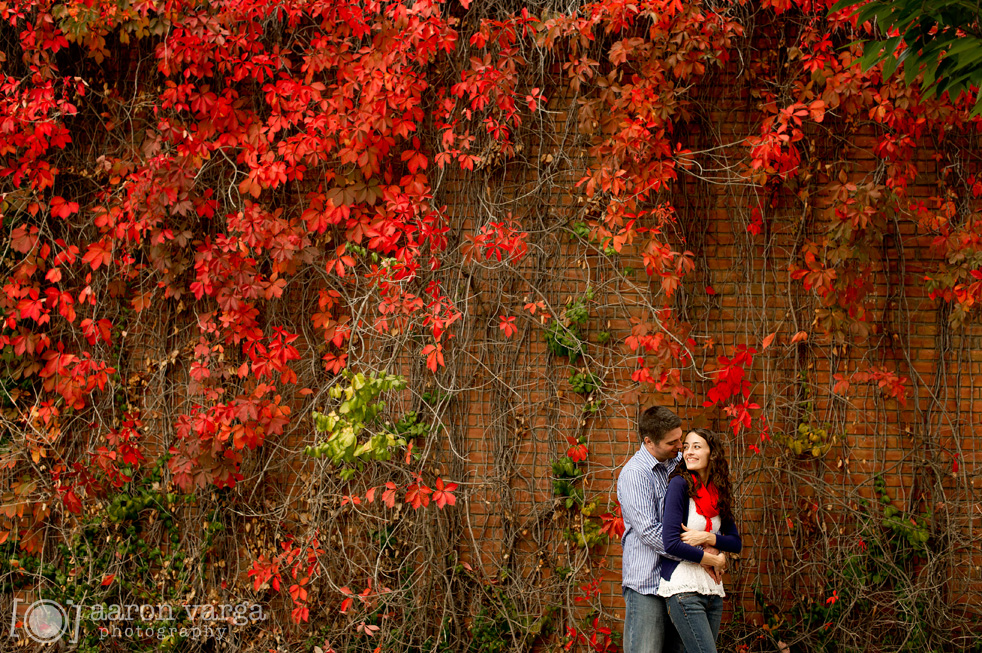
top-left (9, 598), bottom-right (263, 644)
top-left (21, 600), bottom-right (70, 644)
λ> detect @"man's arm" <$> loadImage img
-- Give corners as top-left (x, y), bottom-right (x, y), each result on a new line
top-left (701, 544), bottom-right (724, 584)
top-left (617, 467), bottom-right (677, 558)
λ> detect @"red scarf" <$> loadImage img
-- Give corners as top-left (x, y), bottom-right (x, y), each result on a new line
top-left (692, 474), bottom-right (719, 531)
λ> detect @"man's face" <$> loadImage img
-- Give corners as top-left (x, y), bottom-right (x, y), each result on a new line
top-left (645, 426), bottom-right (683, 462)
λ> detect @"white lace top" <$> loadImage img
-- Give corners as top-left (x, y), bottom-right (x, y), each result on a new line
top-left (657, 498), bottom-right (725, 598)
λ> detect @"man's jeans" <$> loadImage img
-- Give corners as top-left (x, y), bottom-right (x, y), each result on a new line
top-left (666, 592), bottom-right (724, 653)
top-left (623, 587), bottom-right (683, 653)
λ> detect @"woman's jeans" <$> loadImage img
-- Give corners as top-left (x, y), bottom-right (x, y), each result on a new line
top-left (666, 592), bottom-right (724, 653)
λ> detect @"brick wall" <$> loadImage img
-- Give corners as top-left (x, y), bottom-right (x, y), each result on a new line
top-left (433, 39), bottom-right (982, 648)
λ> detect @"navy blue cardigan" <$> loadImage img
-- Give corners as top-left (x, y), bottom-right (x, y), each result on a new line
top-left (660, 475), bottom-right (742, 581)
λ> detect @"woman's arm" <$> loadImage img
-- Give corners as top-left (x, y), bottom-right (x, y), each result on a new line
top-left (662, 477), bottom-right (723, 566)
top-left (679, 509), bottom-right (742, 553)
top-left (713, 515), bottom-right (741, 554)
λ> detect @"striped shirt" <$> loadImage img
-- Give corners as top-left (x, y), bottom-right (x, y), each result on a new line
top-left (617, 447), bottom-right (682, 595)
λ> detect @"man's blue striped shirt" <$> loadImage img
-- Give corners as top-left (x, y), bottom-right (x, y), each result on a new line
top-left (617, 447), bottom-right (681, 595)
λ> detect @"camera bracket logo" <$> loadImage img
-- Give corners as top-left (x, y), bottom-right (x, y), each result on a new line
top-left (9, 598), bottom-right (81, 644)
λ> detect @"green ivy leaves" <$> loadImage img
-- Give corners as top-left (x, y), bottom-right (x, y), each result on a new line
top-left (306, 370), bottom-right (429, 480)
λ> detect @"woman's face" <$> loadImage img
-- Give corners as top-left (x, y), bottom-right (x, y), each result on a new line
top-left (682, 432), bottom-right (710, 474)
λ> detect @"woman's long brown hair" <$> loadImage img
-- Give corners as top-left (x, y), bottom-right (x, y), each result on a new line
top-left (668, 428), bottom-right (734, 524)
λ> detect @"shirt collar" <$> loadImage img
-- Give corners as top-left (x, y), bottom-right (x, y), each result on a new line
top-left (665, 451), bottom-right (682, 472)
top-left (637, 447), bottom-right (681, 472)
top-left (638, 447), bottom-right (682, 474)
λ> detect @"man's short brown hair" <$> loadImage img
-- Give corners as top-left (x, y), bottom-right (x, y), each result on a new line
top-left (638, 405), bottom-right (681, 444)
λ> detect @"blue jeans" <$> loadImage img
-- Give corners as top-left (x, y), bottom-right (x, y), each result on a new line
top-left (666, 592), bottom-right (724, 653)
top-left (623, 587), bottom-right (683, 653)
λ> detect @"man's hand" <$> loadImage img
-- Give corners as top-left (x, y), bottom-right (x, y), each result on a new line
top-left (701, 545), bottom-right (725, 584)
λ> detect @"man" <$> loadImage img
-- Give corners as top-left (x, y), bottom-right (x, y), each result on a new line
top-left (617, 405), bottom-right (685, 653)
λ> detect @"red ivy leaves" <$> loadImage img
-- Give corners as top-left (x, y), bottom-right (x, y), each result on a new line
top-left (461, 217), bottom-right (529, 265)
top-left (49, 196), bottom-right (79, 219)
top-left (248, 535), bottom-right (325, 623)
top-left (168, 385), bottom-right (291, 491)
top-left (704, 345), bottom-right (759, 435)
top-left (599, 506), bottom-right (625, 540)
top-left (381, 482), bottom-right (398, 509)
top-left (498, 315), bottom-right (517, 338)
top-left (404, 479), bottom-right (432, 509)
top-left (421, 342), bottom-right (445, 373)
top-left (566, 436), bottom-right (588, 463)
top-left (353, 479), bottom-right (456, 510)
top-left (704, 346), bottom-right (755, 407)
top-left (431, 478), bottom-right (458, 508)
top-left (832, 364), bottom-right (909, 407)
top-left (0, 0), bottom-right (741, 517)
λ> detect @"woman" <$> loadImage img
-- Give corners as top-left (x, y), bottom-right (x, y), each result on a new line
top-left (658, 428), bottom-right (741, 653)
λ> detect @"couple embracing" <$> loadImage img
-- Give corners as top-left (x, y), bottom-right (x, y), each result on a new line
top-left (617, 406), bottom-right (741, 653)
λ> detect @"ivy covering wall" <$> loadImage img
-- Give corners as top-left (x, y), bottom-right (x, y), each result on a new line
top-left (0, 0), bottom-right (980, 651)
